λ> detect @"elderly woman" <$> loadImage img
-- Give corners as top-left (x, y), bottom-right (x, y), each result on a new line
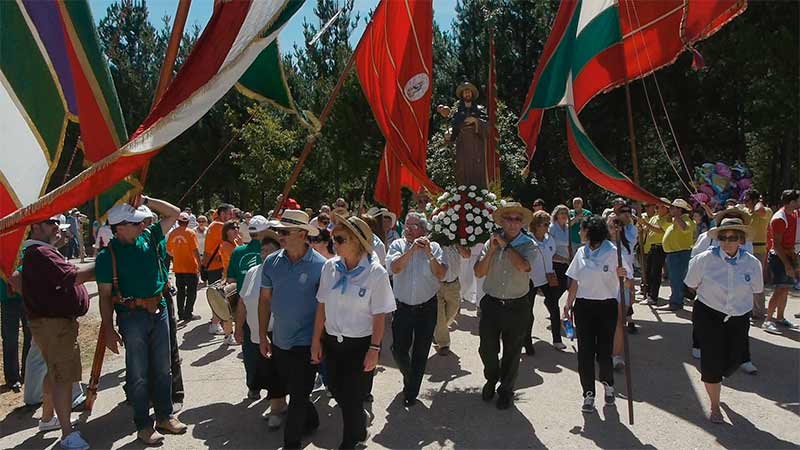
top-left (563, 216), bottom-right (632, 414)
top-left (526, 210), bottom-right (566, 351)
top-left (685, 218), bottom-right (763, 424)
top-left (311, 216), bottom-right (395, 449)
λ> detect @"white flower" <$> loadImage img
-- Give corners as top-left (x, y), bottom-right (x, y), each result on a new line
top-left (437, 194), bottom-right (448, 203)
top-left (467, 192), bottom-right (476, 198)
top-left (449, 224), bottom-right (457, 232)
top-left (469, 185), bottom-right (477, 191)
top-left (487, 193), bottom-right (497, 201)
top-left (465, 226), bottom-right (474, 234)
top-left (482, 209), bottom-right (490, 217)
top-left (460, 238), bottom-right (468, 245)
top-left (468, 235), bottom-right (476, 242)
top-left (452, 194), bottom-right (461, 202)
top-left (481, 189), bottom-right (488, 195)
top-left (443, 217), bottom-right (451, 225)
top-left (434, 224), bottom-right (442, 232)
top-left (475, 226), bottom-right (483, 234)
top-left (453, 204), bottom-right (461, 212)
top-left (464, 203), bottom-right (472, 210)
top-left (476, 196), bottom-right (483, 202)
top-left (466, 213), bottom-right (475, 221)
top-left (448, 208), bottom-right (458, 216)
top-left (448, 232), bottom-right (456, 240)
top-left (474, 216), bottom-right (483, 225)
top-left (458, 185), bottom-right (467, 191)
top-left (500, 199), bottom-right (507, 207)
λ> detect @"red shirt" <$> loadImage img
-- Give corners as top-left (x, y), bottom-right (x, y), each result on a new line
top-left (769, 207), bottom-right (797, 251)
top-left (21, 242), bottom-right (89, 319)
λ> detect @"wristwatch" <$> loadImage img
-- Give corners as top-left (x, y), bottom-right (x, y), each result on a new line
top-left (142, 196), bottom-right (149, 206)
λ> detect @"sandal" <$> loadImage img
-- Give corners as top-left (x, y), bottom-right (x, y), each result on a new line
top-left (709, 410), bottom-right (725, 424)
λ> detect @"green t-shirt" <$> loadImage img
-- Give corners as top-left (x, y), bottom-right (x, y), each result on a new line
top-left (226, 240), bottom-right (262, 294)
top-left (569, 208), bottom-right (592, 244)
top-left (96, 223), bottom-right (167, 312)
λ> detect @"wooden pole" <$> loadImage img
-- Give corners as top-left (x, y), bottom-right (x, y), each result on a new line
top-left (86, 0), bottom-right (191, 413)
top-left (616, 232), bottom-right (635, 425)
top-left (271, 53), bottom-right (357, 216)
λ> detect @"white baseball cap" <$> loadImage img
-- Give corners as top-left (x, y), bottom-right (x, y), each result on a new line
top-left (248, 215), bottom-right (271, 233)
top-left (108, 204), bottom-right (150, 225)
top-left (137, 205), bottom-right (158, 219)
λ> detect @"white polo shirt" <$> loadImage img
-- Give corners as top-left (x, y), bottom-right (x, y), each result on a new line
top-left (317, 254), bottom-right (396, 339)
top-left (566, 240), bottom-right (633, 300)
top-left (530, 234), bottom-right (555, 287)
top-left (685, 247), bottom-right (764, 318)
top-left (239, 263), bottom-right (273, 343)
top-left (372, 235), bottom-right (387, 266)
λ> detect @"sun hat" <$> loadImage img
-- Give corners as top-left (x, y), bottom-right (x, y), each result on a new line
top-left (272, 210), bottom-right (319, 236)
top-left (335, 214), bottom-right (374, 254)
top-left (712, 206), bottom-right (751, 226)
top-left (366, 206), bottom-right (397, 228)
top-left (455, 81), bottom-right (479, 100)
top-left (178, 212), bottom-right (191, 222)
top-left (46, 215), bottom-right (71, 230)
top-left (492, 202), bottom-right (533, 227)
top-left (108, 204), bottom-right (150, 225)
top-left (671, 198), bottom-right (692, 212)
top-left (708, 217), bottom-right (751, 241)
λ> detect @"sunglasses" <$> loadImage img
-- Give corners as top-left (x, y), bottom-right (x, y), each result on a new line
top-left (333, 235), bottom-right (348, 245)
top-left (117, 221), bottom-right (142, 227)
top-left (504, 216), bottom-right (523, 223)
top-left (717, 235), bottom-right (740, 242)
top-left (276, 229), bottom-right (295, 236)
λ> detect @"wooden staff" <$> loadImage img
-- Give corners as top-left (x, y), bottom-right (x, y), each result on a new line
top-left (616, 229), bottom-right (634, 425)
top-left (86, 0), bottom-right (191, 413)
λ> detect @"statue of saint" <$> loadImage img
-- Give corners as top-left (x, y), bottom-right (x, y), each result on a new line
top-left (437, 81), bottom-right (488, 189)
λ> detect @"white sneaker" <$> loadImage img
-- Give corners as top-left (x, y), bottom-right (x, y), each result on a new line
top-left (38, 416), bottom-right (61, 432)
top-left (223, 334), bottom-right (239, 345)
top-left (740, 361), bottom-right (758, 374)
top-left (58, 431), bottom-right (89, 450)
top-left (208, 323), bottom-right (225, 335)
top-left (602, 382), bottom-right (615, 405)
top-left (612, 355), bottom-right (625, 369)
top-left (692, 348), bottom-right (701, 359)
top-left (762, 321), bottom-right (781, 334)
top-left (581, 392), bottom-right (595, 413)
top-left (553, 342), bottom-right (567, 351)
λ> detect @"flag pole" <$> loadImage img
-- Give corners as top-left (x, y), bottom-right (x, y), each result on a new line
top-left (616, 230), bottom-right (635, 425)
top-left (86, 0), bottom-right (191, 413)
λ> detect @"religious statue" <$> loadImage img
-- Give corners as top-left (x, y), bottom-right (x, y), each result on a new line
top-left (437, 81), bottom-right (489, 189)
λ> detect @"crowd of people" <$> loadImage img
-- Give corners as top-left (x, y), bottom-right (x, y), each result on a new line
top-left (1, 188), bottom-right (799, 449)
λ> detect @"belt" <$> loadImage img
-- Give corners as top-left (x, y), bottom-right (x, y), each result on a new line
top-left (487, 294), bottom-right (527, 306)
top-left (397, 296), bottom-right (436, 310)
top-left (114, 295), bottom-right (162, 313)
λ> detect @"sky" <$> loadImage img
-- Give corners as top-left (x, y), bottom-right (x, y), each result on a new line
top-left (87, 0), bottom-right (459, 52)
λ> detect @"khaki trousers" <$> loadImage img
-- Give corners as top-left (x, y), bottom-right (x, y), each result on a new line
top-left (434, 279), bottom-right (461, 347)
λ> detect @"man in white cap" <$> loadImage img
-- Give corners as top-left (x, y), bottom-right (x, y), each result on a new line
top-left (10, 216), bottom-right (94, 450)
top-left (95, 196), bottom-right (187, 444)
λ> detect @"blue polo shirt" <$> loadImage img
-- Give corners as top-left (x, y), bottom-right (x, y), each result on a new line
top-left (260, 245), bottom-right (325, 350)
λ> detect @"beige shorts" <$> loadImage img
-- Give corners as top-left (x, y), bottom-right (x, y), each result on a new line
top-left (29, 317), bottom-right (82, 383)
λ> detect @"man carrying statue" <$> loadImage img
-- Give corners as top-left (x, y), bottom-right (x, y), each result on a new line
top-left (437, 81), bottom-right (489, 189)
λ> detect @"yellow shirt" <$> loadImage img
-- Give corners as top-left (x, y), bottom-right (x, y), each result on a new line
top-left (746, 206), bottom-right (772, 246)
top-left (644, 214), bottom-right (672, 253)
top-left (663, 214), bottom-right (696, 253)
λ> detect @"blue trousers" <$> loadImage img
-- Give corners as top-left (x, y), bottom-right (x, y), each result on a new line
top-left (1, 297), bottom-right (30, 385)
top-left (665, 250), bottom-right (691, 307)
top-left (118, 308), bottom-right (173, 430)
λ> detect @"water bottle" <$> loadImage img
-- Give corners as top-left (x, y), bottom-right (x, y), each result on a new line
top-left (563, 318), bottom-right (575, 340)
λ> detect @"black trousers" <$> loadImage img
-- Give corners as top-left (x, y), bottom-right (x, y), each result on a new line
top-left (391, 297), bottom-right (437, 400)
top-left (163, 289), bottom-right (184, 403)
top-left (1, 297), bottom-right (30, 385)
top-left (574, 298), bottom-right (618, 397)
top-left (206, 268), bottom-right (223, 284)
top-left (273, 345), bottom-right (319, 448)
top-left (479, 294), bottom-right (528, 395)
top-left (242, 325), bottom-right (286, 397)
top-left (646, 245), bottom-right (666, 300)
top-left (323, 333), bottom-right (371, 449)
top-left (693, 301), bottom-right (751, 383)
top-left (174, 273), bottom-right (199, 319)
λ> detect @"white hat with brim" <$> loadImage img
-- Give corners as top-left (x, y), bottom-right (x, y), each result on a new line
top-left (671, 198), bottom-right (692, 212)
top-left (272, 210), bottom-right (319, 236)
top-left (713, 206), bottom-right (751, 226)
top-left (366, 207), bottom-right (397, 228)
top-left (492, 202), bottom-right (533, 227)
top-left (108, 204), bottom-right (150, 225)
top-left (335, 214), bottom-right (374, 254)
top-left (708, 217), bottom-right (751, 241)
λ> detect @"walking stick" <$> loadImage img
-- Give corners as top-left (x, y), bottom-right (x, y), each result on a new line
top-left (85, 324), bottom-right (106, 412)
top-left (616, 231), bottom-right (634, 425)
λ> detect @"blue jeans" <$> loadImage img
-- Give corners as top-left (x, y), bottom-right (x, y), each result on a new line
top-left (1, 297), bottom-right (31, 385)
top-left (666, 251), bottom-right (691, 307)
top-left (118, 308), bottom-right (173, 430)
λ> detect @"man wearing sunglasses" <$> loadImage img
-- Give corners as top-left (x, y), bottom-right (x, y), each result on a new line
top-left (95, 197), bottom-right (185, 444)
top-left (474, 202), bottom-right (539, 410)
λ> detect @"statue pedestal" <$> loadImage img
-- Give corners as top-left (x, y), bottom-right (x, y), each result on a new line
top-left (454, 119), bottom-right (488, 189)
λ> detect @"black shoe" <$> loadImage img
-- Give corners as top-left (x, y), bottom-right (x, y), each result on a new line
top-left (363, 393), bottom-right (374, 403)
top-left (496, 392), bottom-right (512, 410)
top-left (284, 442), bottom-right (302, 450)
top-left (403, 397), bottom-right (417, 407)
top-left (626, 322), bottom-right (638, 334)
top-left (187, 314), bottom-right (201, 321)
top-left (524, 344), bottom-right (535, 355)
top-left (9, 381), bottom-right (21, 393)
top-left (481, 382), bottom-right (496, 402)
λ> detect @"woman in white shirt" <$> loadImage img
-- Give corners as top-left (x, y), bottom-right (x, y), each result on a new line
top-left (685, 217), bottom-right (763, 424)
top-left (310, 216), bottom-right (395, 449)
top-left (563, 216), bottom-right (632, 414)
top-left (527, 211), bottom-right (566, 351)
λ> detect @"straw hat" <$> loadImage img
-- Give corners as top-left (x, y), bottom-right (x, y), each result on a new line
top-left (708, 217), bottom-right (751, 241)
top-left (335, 214), bottom-right (374, 253)
top-left (455, 81), bottom-right (479, 100)
top-left (670, 198), bottom-right (692, 212)
top-left (713, 206), bottom-right (751, 226)
top-left (366, 206), bottom-right (397, 228)
top-left (492, 202), bottom-right (533, 227)
top-left (332, 206), bottom-right (350, 218)
top-left (272, 210), bottom-right (319, 236)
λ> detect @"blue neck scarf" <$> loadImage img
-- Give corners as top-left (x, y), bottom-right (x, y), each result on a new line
top-left (332, 259), bottom-right (365, 294)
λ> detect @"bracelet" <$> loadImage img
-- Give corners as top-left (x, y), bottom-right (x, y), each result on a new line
top-left (369, 344), bottom-right (381, 351)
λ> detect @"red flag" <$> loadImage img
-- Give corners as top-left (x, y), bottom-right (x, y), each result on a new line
top-left (486, 33), bottom-right (500, 186)
top-left (354, 0), bottom-right (441, 214)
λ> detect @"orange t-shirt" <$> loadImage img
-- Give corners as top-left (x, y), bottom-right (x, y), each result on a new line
top-left (220, 241), bottom-right (237, 276)
top-left (204, 221), bottom-right (224, 271)
top-left (167, 227), bottom-right (200, 274)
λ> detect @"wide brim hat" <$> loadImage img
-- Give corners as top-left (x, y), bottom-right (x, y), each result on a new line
top-left (332, 206), bottom-right (350, 218)
top-left (658, 197), bottom-right (671, 206)
top-left (366, 206), bottom-right (397, 228)
top-left (713, 206), bottom-right (751, 225)
top-left (671, 198), bottom-right (692, 212)
top-left (493, 202), bottom-right (533, 227)
top-left (335, 214), bottom-right (374, 254)
top-left (272, 209), bottom-right (319, 236)
top-left (455, 81), bottom-right (479, 100)
top-left (708, 217), bottom-right (751, 241)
